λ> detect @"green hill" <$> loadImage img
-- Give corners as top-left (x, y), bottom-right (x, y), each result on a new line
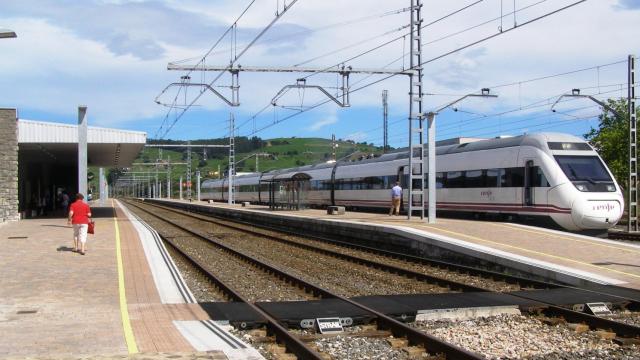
top-left (90, 136), bottom-right (387, 197)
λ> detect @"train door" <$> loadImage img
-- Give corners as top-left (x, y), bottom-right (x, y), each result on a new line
top-left (523, 160), bottom-right (534, 206)
top-left (397, 166), bottom-right (406, 211)
top-left (221, 179), bottom-right (227, 202)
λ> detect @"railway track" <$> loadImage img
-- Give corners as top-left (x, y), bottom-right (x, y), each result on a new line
top-left (148, 200), bottom-right (640, 307)
top-left (123, 199), bottom-right (483, 359)
top-left (124, 199), bottom-right (640, 359)
top-left (140, 200), bottom-right (554, 293)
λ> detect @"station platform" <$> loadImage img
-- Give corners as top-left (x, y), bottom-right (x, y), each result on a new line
top-left (158, 199), bottom-right (640, 292)
top-left (0, 200), bottom-right (261, 359)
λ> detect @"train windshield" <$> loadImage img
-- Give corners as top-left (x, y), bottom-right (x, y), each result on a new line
top-left (554, 155), bottom-right (612, 182)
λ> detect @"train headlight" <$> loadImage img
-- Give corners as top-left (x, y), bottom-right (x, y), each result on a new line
top-left (606, 184), bottom-right (616, 192)
top-left (575, 184), bottom-right (587, 191)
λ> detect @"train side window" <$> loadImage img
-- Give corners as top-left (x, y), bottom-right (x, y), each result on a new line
top-left (447, 171), bottom-right (464, 188)
top-left (465, 170), bottom-right (484, 188)
top-left (503, 167), bottom-right (524, 187)
top-left (344, 178), bottom-right (353, 190)
top-left (532, 166), bottom-right (550, 187)
top-left (436, 172), bottom-right (445, 188)
top-left (372, 176), bottom-right (384, 190)
top-left (486, 169), bottom-right (500, 187)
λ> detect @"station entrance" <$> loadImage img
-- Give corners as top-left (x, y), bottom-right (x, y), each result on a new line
top-left (16, 119), bottom-right (146, 218)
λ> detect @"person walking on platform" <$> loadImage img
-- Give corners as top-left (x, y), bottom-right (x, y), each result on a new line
top-left (68, 193), bottom-right (92, 255)
top-left (389, 181), bottom-right (402, 216)
top-left (61, 191), bottom-right (70, 216)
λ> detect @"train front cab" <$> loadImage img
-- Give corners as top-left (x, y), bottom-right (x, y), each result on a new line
top-left (548, 154), bottom-right (623, 230)
top-left (521, 142), bottom-right (623, 231)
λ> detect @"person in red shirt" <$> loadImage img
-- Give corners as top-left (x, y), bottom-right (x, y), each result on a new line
top-left (67, 193), bottom-right (92, 255)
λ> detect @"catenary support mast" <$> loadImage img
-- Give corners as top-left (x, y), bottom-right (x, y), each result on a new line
top-left (629, 54), bottom-right (638, 232)
top-left (408, 0), bottom-right (425, 220)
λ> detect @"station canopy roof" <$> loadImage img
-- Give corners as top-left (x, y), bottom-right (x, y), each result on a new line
top-left (18, 119), bottom-right (147, 167)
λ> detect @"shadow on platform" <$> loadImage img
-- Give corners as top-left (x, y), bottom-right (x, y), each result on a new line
top-left (56, 246), bottom-right (75, 252)
top-left (592, 261), bottom-right (640, 268)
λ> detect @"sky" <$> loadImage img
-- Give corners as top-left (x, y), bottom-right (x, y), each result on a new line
top-left (1, 0), bottom-right (639, 148)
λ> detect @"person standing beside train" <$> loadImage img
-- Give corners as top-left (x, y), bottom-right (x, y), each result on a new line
top-left (389, 181), bottom-right (402, 216)
top-left (68, 193), bottom-right (92, 255)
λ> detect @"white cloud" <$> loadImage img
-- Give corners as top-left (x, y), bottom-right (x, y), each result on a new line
top-left (308, 114), bottom-right (338, 131)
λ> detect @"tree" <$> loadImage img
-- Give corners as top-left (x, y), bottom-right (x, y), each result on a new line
top-left (584, 98), bottom-right (639, 189)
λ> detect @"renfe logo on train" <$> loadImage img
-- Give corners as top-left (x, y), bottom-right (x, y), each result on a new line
top-left (591, 202), bottom-right (617, 212)
top-left (316, 317), bottom-right (344, 334)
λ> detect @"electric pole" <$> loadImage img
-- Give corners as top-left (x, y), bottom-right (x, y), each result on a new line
top-left (383, 90), bottom-right (389, 153)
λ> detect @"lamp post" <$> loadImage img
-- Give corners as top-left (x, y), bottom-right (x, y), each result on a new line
top-left (424, 88), bottom-right (498, 223)
top-left (0, 29), bottom-right (17, 39)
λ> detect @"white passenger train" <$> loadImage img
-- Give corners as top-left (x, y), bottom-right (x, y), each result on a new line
top-left (201, 133), bottom-right (623, 231)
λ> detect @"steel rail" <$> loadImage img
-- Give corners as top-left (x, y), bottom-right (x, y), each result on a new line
top-left (141, 199), bottom-right (640, 339)
top-left (126, 200), bottom-right (485, 359)
top-left (123, 200), bottom-right (325, 359)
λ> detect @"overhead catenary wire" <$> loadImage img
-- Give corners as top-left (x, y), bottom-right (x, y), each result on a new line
top-left (299, 0), bottom-right (485, 81)
top-left (157, 0), bottom-right (301, 139)
top-left (194, 0), bottom-right (555, 139)
top-left (171, 7), bottom-right (414, 62)
top-left (225, 1), bottom-right (489, 138)
top-left (240, 0), bottom-right (586, 139)
top-left (169, 0), bottom-right (592, 147)
top-left (154, 0), bottom-right (258, 138)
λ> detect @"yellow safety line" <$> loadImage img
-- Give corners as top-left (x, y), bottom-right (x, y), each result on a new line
top-left (113, 200), bottom-right (139, 354)
top-left (492, 222), bottom-right (640, 255)
top-left (417, 225), bottom-right (640, 280)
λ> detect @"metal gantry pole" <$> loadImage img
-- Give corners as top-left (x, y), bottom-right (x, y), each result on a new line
top-left (629, 54), bottom-right (638, 232)
top-left (167, 158), bottom-right (171, 199)
top-left (228, 113), bottom-right (235, 205)
top-left (408, 0), bottom-right (425, 220)
top-left (196, 170), bottom-right (201, 201)
top-left (179, 176), bottom-right (183, 200)
top-left (78, 106), bottom-right (88, 199)
top-left (383, 90), bottom-right (389, 153)
top-left (187, 140), bottom-right (192, 200)
top-left (427, 113), bottom-right (436, 223)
